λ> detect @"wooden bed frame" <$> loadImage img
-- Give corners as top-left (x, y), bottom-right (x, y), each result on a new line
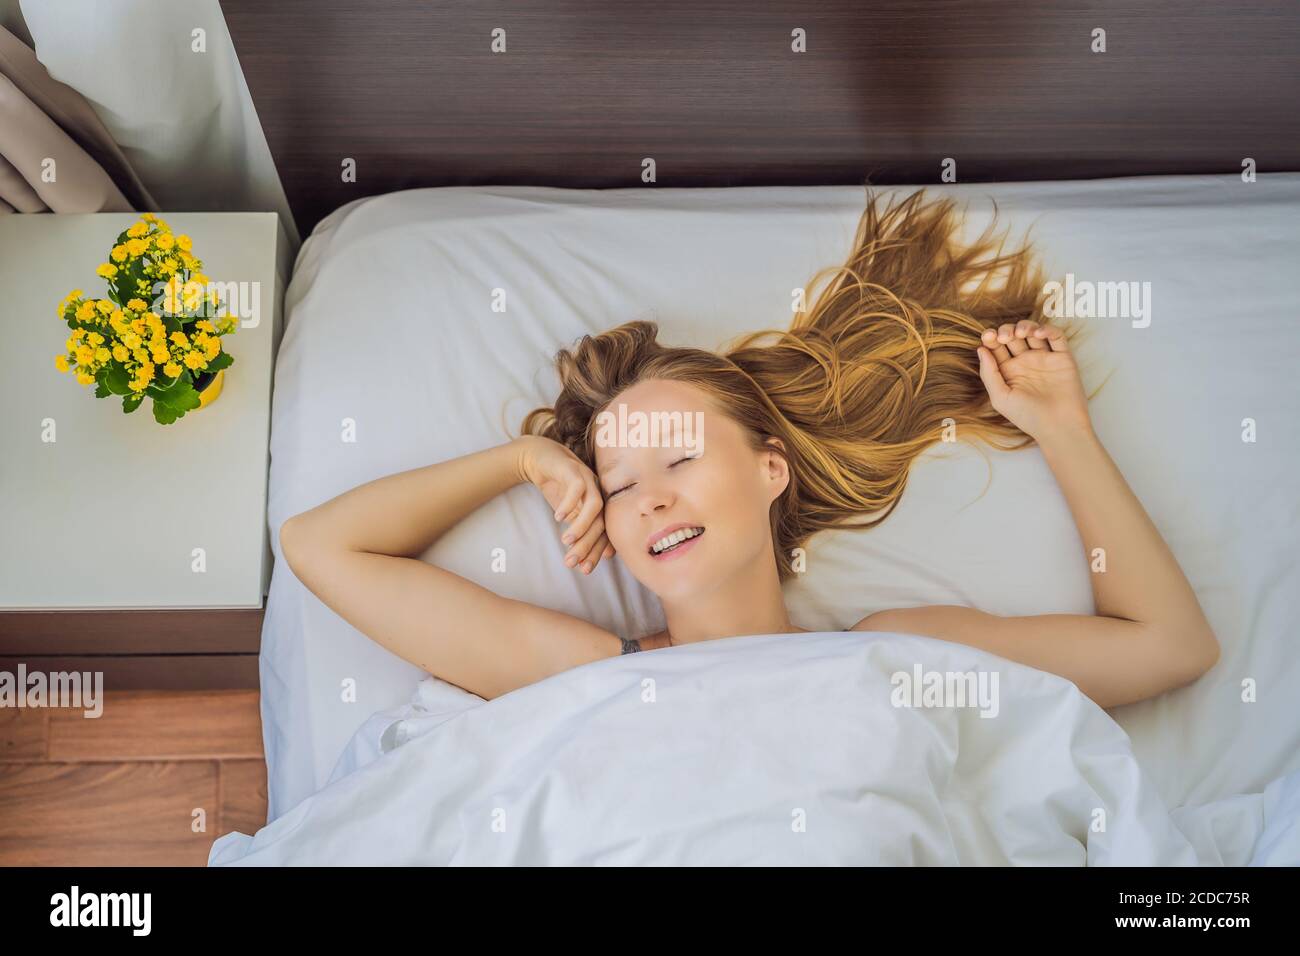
top-left (220, 0), bottom-right (1300, 238)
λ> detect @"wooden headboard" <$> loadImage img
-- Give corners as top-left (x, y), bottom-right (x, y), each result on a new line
top-left (220, 0), bottom-right (1300, 237)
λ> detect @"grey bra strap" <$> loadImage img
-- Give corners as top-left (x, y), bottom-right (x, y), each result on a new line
top-left (619, 637), bottom-right (643, 655)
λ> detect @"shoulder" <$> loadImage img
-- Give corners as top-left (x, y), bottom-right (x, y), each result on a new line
top-left (850, 605), bottom-right (986, 633)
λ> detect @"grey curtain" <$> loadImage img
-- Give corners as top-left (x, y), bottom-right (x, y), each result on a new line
top-left (0, 23), bottom-right (155, 213)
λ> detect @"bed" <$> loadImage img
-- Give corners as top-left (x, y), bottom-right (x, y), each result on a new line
top-left (206, 174), bottom-right (1300, 864)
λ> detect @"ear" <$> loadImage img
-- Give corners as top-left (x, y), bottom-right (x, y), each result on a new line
top-left (761, 436), bottom-right (790, 500)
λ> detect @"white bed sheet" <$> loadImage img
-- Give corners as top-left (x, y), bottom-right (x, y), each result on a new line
top-left (260, 175), bottom-right (1300, 826)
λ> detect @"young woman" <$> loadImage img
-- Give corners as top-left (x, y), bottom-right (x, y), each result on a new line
top-left (279, 192), bottom-right (1219, 707)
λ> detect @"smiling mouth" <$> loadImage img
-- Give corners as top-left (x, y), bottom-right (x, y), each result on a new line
top-left (648, 526), bottom-right (705, 556)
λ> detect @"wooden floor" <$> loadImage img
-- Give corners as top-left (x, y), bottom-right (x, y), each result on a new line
top-left (0, 690), bottom-right (266, 866)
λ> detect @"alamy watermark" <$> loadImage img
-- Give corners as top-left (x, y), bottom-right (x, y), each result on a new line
top-left (1042, 273), bottom-right (1151, 328)
top-left (594, 402), bottom-right (704, 453)
top-left (0, 666), bottom-right (103, 718)
top-left (890, 663), bottom-right (1000, 718)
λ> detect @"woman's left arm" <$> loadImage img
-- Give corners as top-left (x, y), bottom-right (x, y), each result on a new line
top-left (855, 319), bottom-right (1220, 709)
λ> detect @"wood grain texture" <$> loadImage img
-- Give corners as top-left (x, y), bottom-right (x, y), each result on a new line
top-left (0, 761), bottom-right (219, 866)
top-left (0, 690), bottom-right (265, 865)
top-left (219, 759), bottom-right (269, 836)
top-left (0, 706), bottom-right (47, 762)
top-left (220, 0), bottom-right (1300, 236)
top-left (46, 690), bottom-right (263, 762)
top-left (0, 655), bottom-right (259, 690)
top-left (0, 607), bottom-right (264, 655)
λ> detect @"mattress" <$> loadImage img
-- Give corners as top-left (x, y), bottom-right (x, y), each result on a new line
top-left (260, 175), bottom-right (1300, 826)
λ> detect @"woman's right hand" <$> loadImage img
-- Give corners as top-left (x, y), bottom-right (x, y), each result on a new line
top-left (513, 435), bottom-right (615, 574)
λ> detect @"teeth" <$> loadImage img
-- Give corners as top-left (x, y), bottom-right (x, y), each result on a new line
top-left (651, 527), bottom-right (704, 554)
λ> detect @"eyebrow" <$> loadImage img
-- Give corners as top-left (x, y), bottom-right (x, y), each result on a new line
top-left (595, 416), bottom-right (691, 478)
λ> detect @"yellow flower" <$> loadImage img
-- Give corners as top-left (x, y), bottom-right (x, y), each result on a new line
top-left (129, 319), bottom-right (146, 336)
top-left (129, 378), bottom-right (147, 392)
top-left (87, 332), bottom-right (104, 346)
top-left (183, 350), bottom-right (206, 371)
top-left (54, 354), bottom-right (70, 373)
top-left (75, 345), bottom-right (94, 364)
top-left (76, 370), bottom-right (95, 386)
top-left (96, 263), bottom-right (118, 279)
top-left (155, 233), bottom-right (175, 252)
top-left (154, 217), bottom-right (170, 232)
top-left (123, 332), bottom-right (142, 350)
top-left (127, 222), bottom-right (148, 238)
top-left (76, 301), bottom-right (97, 321)
top-left (204, 338), bottom-right (221, 360)
top-left (194, 319), bottom-right (216, 333)
top-left (133, 348), bottom-right (150, 364)
top-left (95, 347), bottom-right (111, 363)
top-left (180, 251), bottom-right (198, 269)
top-left (65, 335), bottom-right (75, 351)
top-left (163, 362), bottom-right (182, 378)
top-left (112, 344), bottom-right (129, 362)
top-left (151, 350), bottom-right (169, 365)
top-left (127, 298), bottom-right (148, 312)
top-left (96, 299), bottom-right (114, 315)
top-left (177, 234), bottom-right (192, 252)
top-left (170, 331), bottom-right (189, 348)
top-left (110, 245), bottom-right (128, 263)
top-left (182, 281), bottom-right (205, 311)
top-left (71, 328), bottom-right (85, 341)
top-left (126, 237), bottom-right (148, 257)
top-left (142, 213), bottom-right (157, 223)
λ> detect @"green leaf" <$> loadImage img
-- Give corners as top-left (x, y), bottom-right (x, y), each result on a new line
top-left (94, 381), bottom-right (110, 398)
top-left (205, 351), bottom-right (233, 373)
top-left (148, 376), bottom-right (202, 416)
top-left (104, 362), bottom-right (131, 396)
top-left (152, 399), bottom-right (180, 425)
top-left (123, 392), bottom-right (144, 413)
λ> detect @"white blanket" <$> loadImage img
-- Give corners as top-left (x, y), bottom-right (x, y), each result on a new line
top-left (256, 177), bottom-right (1300, 826)
top-left (209, 631), bottom-right (1300, 866)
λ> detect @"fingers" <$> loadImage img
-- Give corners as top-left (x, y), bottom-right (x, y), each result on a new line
top-left (983, 320), bottom-right (1068, 360)
top-left (981, 327), bottom-right (1012, 363)
top-left (1039, 323), bottom-right (1069, 352)
top-left (565, 521), bottom-right (613, 575)
top-left (976, 346), bottom-right (1010, 404)
top-left (1003, 322), bottom-right (1030, 357)
top-left (553, 479), bottom-right (583, 523)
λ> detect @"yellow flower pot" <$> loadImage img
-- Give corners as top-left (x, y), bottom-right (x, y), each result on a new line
top-left (196, 369), bottom-right (225, 409)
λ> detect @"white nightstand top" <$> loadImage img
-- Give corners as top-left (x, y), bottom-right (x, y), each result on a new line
top-left (0, 213), bottom-right (291, 609)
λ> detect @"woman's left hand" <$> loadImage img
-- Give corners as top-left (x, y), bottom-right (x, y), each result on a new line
top-left (976, 320), bottom-right (1092, 443)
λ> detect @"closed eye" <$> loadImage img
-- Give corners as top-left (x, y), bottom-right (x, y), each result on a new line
top-left (607, 455), bottom-right (698, 498)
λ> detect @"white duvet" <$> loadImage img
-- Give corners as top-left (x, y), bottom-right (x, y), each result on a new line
top-left (209, 631), bottom-right (1300, 866)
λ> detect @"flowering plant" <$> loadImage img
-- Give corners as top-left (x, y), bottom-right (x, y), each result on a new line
top-left (53, 214), bottom-right (237, 424)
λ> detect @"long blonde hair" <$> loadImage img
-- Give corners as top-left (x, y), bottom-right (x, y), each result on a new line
top-left (522, 190), bottom-right (1057, 581)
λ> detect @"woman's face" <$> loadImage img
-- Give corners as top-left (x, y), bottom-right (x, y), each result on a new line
top-left (593, 378), bottom-right (789, 602)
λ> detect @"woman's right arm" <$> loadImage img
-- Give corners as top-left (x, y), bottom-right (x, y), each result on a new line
top-left (278, 436), bottom-right (621, 700)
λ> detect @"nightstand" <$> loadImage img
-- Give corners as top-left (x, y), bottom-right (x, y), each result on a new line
top-left (0, 213), bottom-right (291, 688)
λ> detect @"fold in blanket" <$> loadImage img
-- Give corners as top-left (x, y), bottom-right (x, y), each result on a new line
top-left (209, 631), bottom-right (1299, 866)
top-left (0, 24), bottom-right (154, 213)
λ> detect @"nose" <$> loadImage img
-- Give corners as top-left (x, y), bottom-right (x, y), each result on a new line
top-left (635, 481), bottom-right (674, 516)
